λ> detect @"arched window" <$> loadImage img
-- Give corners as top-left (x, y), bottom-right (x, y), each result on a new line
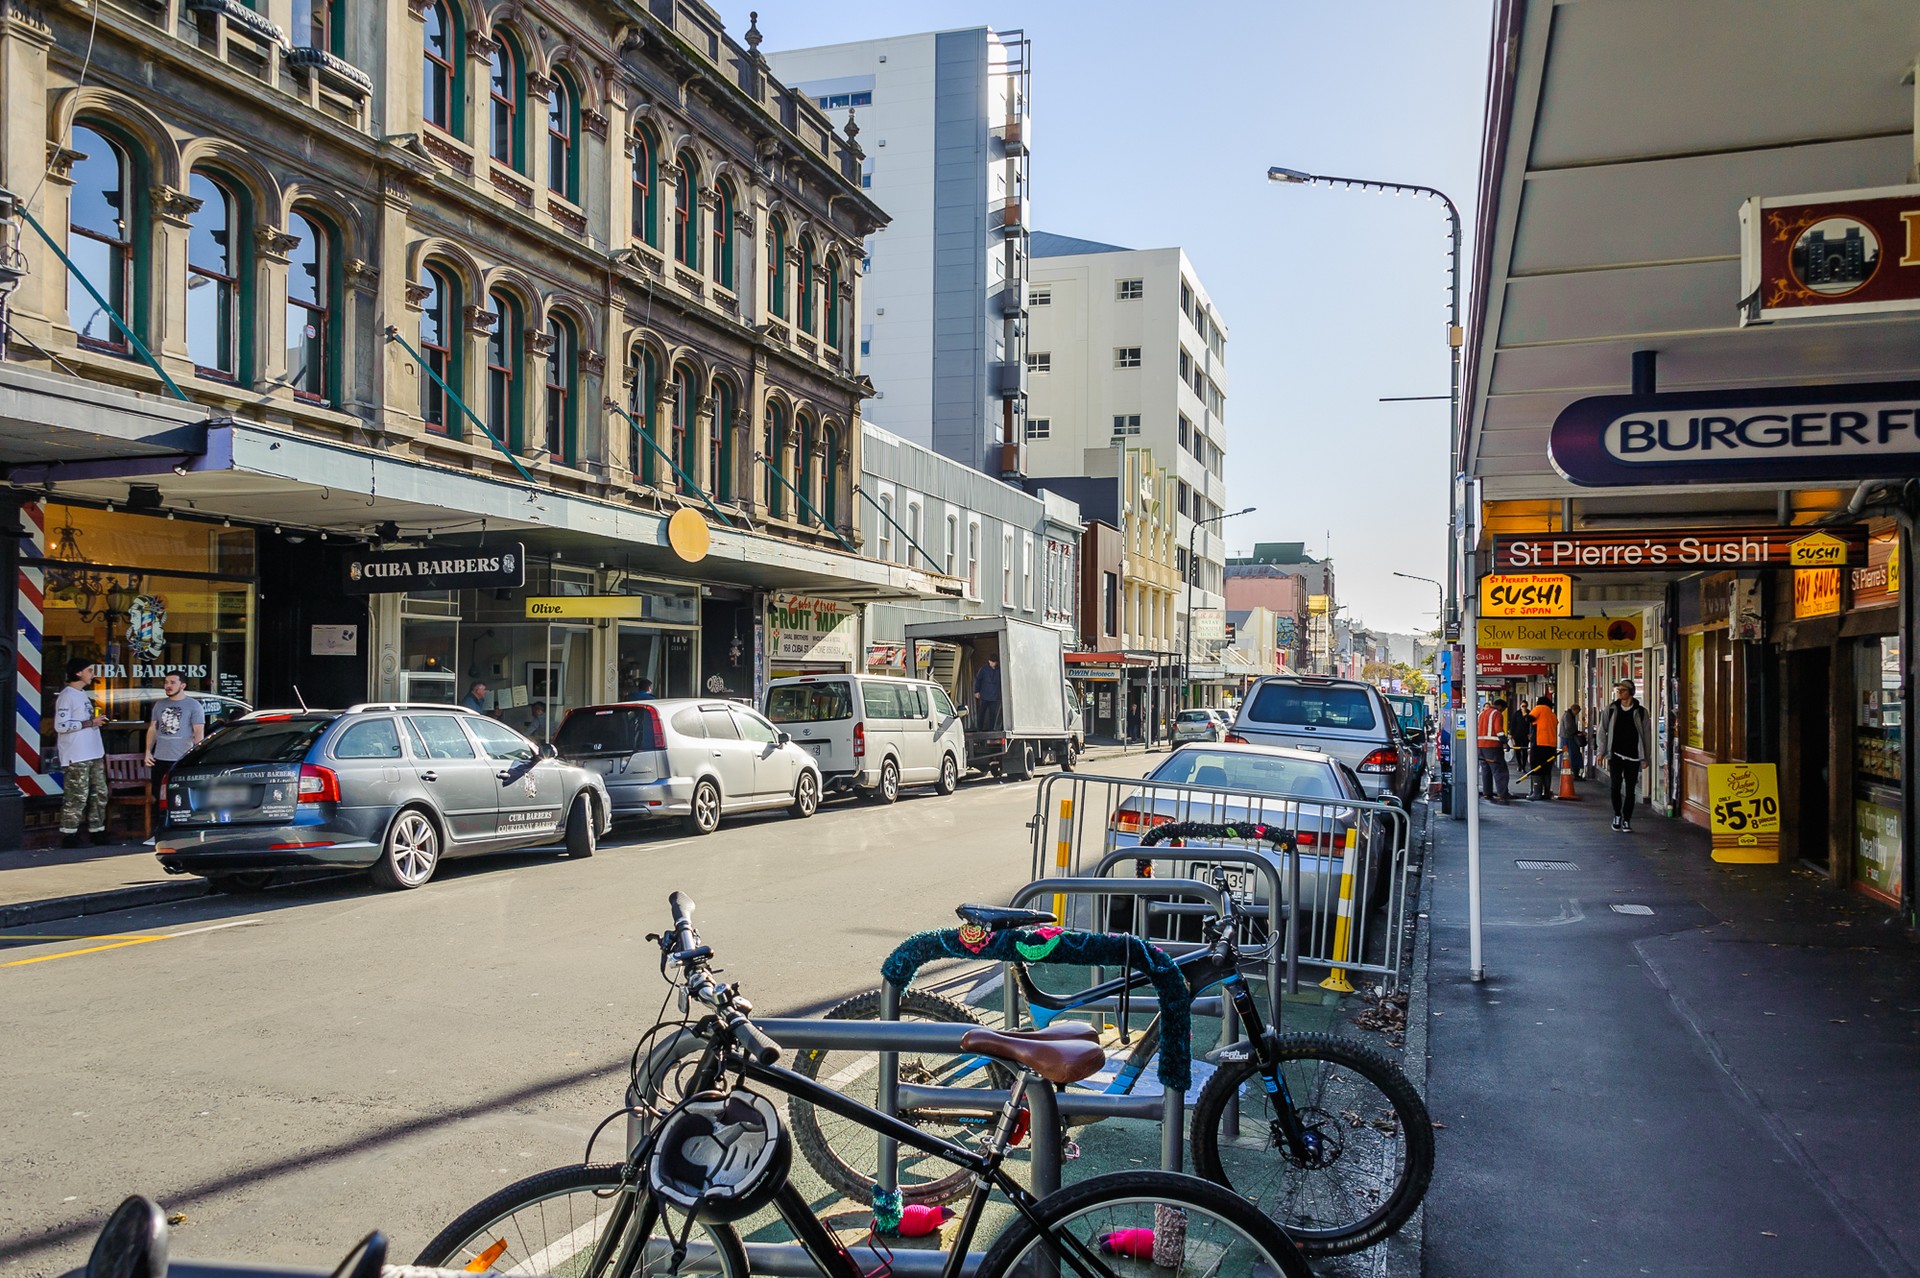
top-left (711, 180), bottom-right (736, 290)
top-left (67, 124), bottom-right (140, 351)
top-left (547, 72), bottom-right (579, 200)
top-left (630, 126), bottom-right (659, 248)
top-left (418, 264), bottom-right (460, 433)
top-left (672, 154), bottom-right (699, 269)
top-left (670, 364), bottom-right (697, 494)
top-left (825, 254), bottom-right (843, 351)
top-left (906, 500), bottom-right (922, 568)
top-left (422, 1), bottom-right (462, 137)
top-left (489, 36), bottom-right (525, 171)
top-left (287, 210), bottom-right (338, 404)
top-left (821, 425), bottom-right (839, 527)
top-left (798, 237), bottom-right (817, 335)
top-left (544, 314), bottom-right (575, 460)
top-left (765, 218), bottom-right (787, 320)
top-left (186, 171), bottom-right (246, 380)
top-left (876, 493), bottom-right (893, 562)
top-left (293, 0), bottom-right (342, 54)
top-left (794, 415), bottom-right (814, 527)
top-left (484, 290), bottom-right (522, 448)
top-left (712, 380), bottom-right (736, 503)
top-left (628, 346), bottom-right (658, 484)
top-left (763, 402), bottom-right (786, 517)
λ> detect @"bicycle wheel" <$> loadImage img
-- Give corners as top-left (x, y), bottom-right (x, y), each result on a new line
top-left (1189, 1031), bottom-right (1434, 1257)
top-left (976, 1169), bottom-right (1313, 1278)
top-left (788, 987), bottom-right (1013, 1206)
top-left (413, 1163), bottom-right (747, 1278)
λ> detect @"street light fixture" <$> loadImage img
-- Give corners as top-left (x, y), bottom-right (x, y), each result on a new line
top-left (1266, 165), bottom-right (1464, 642)
top-left (1184, 505), bottom-right (1255, 708)
top-left (1393, 570), bottom-right (1444, 627)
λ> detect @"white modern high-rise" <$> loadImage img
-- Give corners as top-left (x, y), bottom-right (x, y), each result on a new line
top-left (1022, 234), bottom-right (1232, 653)
top-left (764, 27), bottom-right (1032, 479)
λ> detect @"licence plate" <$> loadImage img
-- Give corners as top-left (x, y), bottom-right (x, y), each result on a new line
top-left (201, 785), bottom-right (251, 807)
top-left (1198, 863), bottom-right (1251, 896)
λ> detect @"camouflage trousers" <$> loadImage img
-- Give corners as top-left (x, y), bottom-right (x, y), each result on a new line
top-left (60, 757), bottom-right (108, 833)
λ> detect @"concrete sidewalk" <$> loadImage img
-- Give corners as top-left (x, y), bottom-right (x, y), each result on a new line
top-left (0, 838), bottom-right (206, 928)
top-left (1423, 786), bottom-right (1920, 1276)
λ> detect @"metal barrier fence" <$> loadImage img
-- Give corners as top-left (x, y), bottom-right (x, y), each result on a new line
top-left (1028, 770), bottom-right (1416, 991)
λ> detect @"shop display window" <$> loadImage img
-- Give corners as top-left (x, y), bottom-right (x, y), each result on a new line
top-left (1852, 636), bottom-right (1902, 904)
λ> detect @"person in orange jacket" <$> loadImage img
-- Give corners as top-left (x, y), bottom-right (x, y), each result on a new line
top-left (1476, 697), bottom-right (1511, 804)
top-left (1529, 692), bottom-right (1560, 800)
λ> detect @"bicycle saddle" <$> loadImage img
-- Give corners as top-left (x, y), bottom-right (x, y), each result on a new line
top-left (954, 904), bottom-right (1058, 930)
top-left (959, 1027), bottom-right (1106, 1085)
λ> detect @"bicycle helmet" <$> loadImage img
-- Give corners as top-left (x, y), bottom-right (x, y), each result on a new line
top-left (647, 1088), bottom-right (791, 1222)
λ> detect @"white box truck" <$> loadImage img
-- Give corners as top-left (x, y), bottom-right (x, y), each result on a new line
top-left (904, 616), bottom-right (1076, 778)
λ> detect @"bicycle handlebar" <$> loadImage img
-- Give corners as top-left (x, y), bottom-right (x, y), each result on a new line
top-left (659, 892), bottom-right (781, 1066)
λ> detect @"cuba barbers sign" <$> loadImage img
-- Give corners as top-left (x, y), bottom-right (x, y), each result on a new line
top-left (342, 543), bottom-right (525, 594)
top-left (1548, 381), bottom-right (1920, 487)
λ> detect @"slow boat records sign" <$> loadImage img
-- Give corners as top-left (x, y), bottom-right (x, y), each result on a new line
top-left (343, 543), bottom-right (526, 594)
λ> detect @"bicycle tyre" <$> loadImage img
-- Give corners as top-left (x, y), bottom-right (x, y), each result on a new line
top-left (975, 1169), bottom-right (1313, 1278)
top-left (1189, 1031), bottom-right (1433, 1257)
top-left (788, 987), bottom-right (1012, 1207)
top-left (413, 1162), bottom-right (748, 1278)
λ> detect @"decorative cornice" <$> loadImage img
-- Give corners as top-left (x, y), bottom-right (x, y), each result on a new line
top-left (613, 244), bottom-right (664, 277)
top-left (489, 165), bottom-right (534, 206)
top-left (1, 0), bottom-right (54, 43)
top-left (547, 198), bottom-right (588, 236)
top-left (582, 107), bottom-right (609, 139)
top-left (149, 186), bottom-right (203, 225)
top-left (186, 0), bottom-right (284, 44)
top-left (287, 46), bottom-right (374, 96)
top-left (466, 30), bottom-right (499, 61)
top-left (580, 348), bottom-right (605, 376)
top-left (697, 187), bottom-right (720, 213)
top-left (525, 327), bottom-right (555, 356)
top-left (403, 281), bottom-right (434, 310)
top-left (420, 130), bottom-right (473, 176)
top-left (783, 245), bottom-right (802, 267)
top-left (344, 259), bottom-right (379, 293)
top-left (732, 210), bottom-right (754, 235)
top-left (44, 143), bottom-right (82, 184)
top-left (525, 70), bottom-right (557, 99)
top-left (252, 226), bottom-right (301, 261)
top-left (463, 304), bottom-right (497, 333)
top-left (404, 0), bottom-right (430, 21)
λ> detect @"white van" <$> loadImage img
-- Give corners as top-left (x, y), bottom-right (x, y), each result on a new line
top-left (764, 674), bottom-right (967, 802)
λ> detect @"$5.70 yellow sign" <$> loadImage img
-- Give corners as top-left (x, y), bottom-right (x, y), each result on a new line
top-left (1708, 762), bottom-right (1781, 864)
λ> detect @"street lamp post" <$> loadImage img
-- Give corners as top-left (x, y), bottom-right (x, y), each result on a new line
top-left (1267, 167), bottom-right (1463, 643)
top-left (1184, 505), bottom-right (1255, 708)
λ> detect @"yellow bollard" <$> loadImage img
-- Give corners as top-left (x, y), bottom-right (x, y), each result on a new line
top-left (1319, 825), bottom-right (1359, 994)
top-left (1051, 798), bottom-right (1074, 921)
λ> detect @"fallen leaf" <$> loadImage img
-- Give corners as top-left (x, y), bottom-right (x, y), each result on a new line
top-left (166, 1213), bottom-right (188, 1226)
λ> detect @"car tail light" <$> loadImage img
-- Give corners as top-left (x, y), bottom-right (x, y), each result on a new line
top-left (1110, 808), bottom-right (1170, 836)
top-left (640, 704), bottom-right (665, 751)
top-left (854, 721), bottom-right (866, 758)
top-left (269, 840), bottom-right (336, 850)
top-left (1296, 830), bottom-right (1318, 847)
top-left (1358, 747), bottom-right (1400, 774)
top-left (1224, 732), bottom-right (1249, 745)
top-left (297, 764), bottom-right (340, 804)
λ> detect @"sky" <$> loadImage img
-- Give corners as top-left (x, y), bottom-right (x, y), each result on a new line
top-left (714, 1), bottom-right (1494, 635)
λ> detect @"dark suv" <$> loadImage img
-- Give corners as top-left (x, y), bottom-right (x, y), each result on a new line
top-left (1226, 675), bottom-right (1419, 808)
top-left (155, 704), bottom-right (609, 892)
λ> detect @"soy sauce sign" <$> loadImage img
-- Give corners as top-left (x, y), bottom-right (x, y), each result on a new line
top-left (1478, 574), bottom-right (1572, 618)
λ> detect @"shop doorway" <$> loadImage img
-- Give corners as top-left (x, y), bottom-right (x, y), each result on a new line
top-left (1788, 647), bottom-right (1831, 871)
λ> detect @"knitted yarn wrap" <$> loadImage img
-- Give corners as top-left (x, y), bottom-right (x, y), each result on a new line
top-left (879, 926), bottom-right (1191, 1090)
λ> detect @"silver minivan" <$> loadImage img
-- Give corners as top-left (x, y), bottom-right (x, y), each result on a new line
top-left (764, 674), bottom-right (967, 802)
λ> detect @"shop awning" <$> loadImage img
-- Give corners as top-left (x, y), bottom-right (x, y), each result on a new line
top-left (10, 411), bottom-right (960, 603)
top-left (0, 365), bottom-right (211, 467)
top-left (1065, 651), bottom-right (1149, 668)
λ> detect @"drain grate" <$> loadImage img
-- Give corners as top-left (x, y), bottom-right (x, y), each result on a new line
top-left (1515, 859), bottom-right (1578, 871)
top-left (1611, 904), bottom-right (1655, 916)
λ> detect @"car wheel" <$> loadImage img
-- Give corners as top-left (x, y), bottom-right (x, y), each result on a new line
top-left (370, 808), bottom-right (440, 890)
top-left (935, 753), bottom-right (959, 795)
top-left (1009, 739), bottom-right (1033, 779)
top-left (875, 757), bottom-right (900, 803)
top-left (686, 779), bottom-right (722, 836)
top-left (791, 770), bottom-right (820, 818)
top-left (565, 795), bottom-right (597, 857)
top-left (205, 871), bottom-right (274, 894)
top-left (1055, 740), bottom-right (1075, 772)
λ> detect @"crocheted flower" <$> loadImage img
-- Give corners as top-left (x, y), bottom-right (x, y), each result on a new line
top-left (956, 922), bottom-right (993, 953)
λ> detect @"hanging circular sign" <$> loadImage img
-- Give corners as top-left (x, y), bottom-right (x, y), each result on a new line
top-left (667, 507), bottom-right (710, 563)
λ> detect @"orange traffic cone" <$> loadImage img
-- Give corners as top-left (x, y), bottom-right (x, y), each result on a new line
top-left (1558, 749), bottom-right (1581, 800)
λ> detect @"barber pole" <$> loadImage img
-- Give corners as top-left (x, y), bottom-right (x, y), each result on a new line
top-left (1318, 825), bottom-right (1360, 994)
top-left (16, 501), bottom-right (59, 796)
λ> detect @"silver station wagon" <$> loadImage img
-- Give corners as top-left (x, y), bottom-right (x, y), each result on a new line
top-left (155, 704), bottom-right (609, 892)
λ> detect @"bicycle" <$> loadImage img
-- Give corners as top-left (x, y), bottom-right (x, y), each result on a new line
top-left (415, 890), bottom-right (1313, 1278)
top-left (791, 821), bottom-right (1434, 1257)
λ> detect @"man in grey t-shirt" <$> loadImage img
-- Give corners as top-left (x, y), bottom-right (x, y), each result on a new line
top-left (145, 672), bottom-right (206, 810)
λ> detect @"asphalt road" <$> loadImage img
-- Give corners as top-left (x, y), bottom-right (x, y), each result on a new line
top-left (0, 757), bottom-right (1158, 1278)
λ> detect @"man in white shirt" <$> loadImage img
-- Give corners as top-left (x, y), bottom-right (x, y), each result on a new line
top-left (54, 658), bottom-right (110, 847)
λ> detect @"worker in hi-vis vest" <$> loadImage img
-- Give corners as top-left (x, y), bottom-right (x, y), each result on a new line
top-left (1477, 697), bottom-right (1512, 804)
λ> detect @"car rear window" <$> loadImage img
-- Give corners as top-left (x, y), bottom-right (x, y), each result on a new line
top-left (333, 718), bottom-right (403, 760)
top-left (766, 682), bottom-right (853, 724)
top-left (1247, 683), bottom-right (1378, 731)
top-left (184, 717), bottom-right (332, 765)
top-left (670, 708), bottom-right (707, 739)
top-left (555, 707), bottom-right (657, 755)
top-left (1153, 749), bottom-right (1343, 801)
top-left (1177, 710), bottom-right (1212, 724)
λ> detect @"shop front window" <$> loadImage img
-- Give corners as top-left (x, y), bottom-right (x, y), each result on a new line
top-left (1853, 636), bottom-right (1903, 904)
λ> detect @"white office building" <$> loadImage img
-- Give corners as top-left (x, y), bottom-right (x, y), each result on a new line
top-left (1022, 234), bottom-right (1232, 656)
top-left (764, 27), bottom-right (1032, 478)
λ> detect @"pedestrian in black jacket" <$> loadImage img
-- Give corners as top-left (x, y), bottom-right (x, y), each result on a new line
top-left (1598, 679), bottom-right (1652, 831)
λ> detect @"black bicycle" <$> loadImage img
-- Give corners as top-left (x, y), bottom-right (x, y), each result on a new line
top-left (415, 891), bottom-right (1312, 1278)
top-left (792, 821), bottom-right (1435, 1257)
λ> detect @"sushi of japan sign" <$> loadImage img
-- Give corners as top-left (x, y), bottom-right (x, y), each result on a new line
top-left (1478, 574), bottom-right (1571, 618)
top-left (1739, 184), bottom-right (1920, 324)
top-left (1548, 381), bottom-right (1920, 488)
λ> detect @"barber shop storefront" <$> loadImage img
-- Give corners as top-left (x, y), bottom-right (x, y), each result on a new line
top-left (22, 500), bottom-right (258, 797)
